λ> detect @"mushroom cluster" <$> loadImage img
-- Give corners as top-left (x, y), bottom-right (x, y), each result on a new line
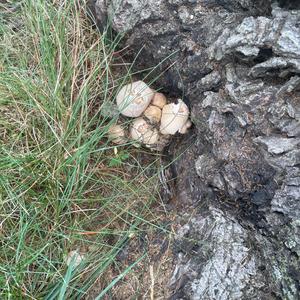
top-left (108, 81), bottom-right (191, 150)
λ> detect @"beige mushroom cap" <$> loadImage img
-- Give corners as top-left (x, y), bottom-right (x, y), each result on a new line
top-left (108, 124), bottom-right (127, 145)
top-left (116, 81), bottom-right (154, 117)
top-left (151, 92), bottom-right (167, 109)
top-left (144, 105), bottom-right (162, 124)
top-left (160, 99), bottom-right (189, 135)
top-left (130, 118), bottom-right (159, 145)
top-left (66, 250), bottom-right (84, 267)
top-left (179, 120), bottom-right (192, 134)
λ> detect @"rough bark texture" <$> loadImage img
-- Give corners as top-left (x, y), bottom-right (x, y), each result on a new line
top-left (91, 1), bottom-right (300, 299)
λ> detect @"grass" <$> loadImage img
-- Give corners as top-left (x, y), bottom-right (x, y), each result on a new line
top-left (0, 1), bottom-right (168, 298)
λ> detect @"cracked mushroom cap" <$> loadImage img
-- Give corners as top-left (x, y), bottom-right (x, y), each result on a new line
top-left (130, 118), bottom-right (159, 145)
top-left (116, 81), bottom-right (154, 117)
top-left (160, 99), bottom-right (189, 135)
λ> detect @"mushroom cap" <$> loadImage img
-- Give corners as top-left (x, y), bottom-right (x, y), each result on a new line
top-left (108, 124), bottom-right (127, 144)
top-left (179, 120), bottom-right (192, 134)
top-left (160, 99), bottom-right (189, 135)
top-left (151, 92), bottom-right (167, 109)
top-left (116, 81), bottom-right (154, 117)
top-left (130, 118), bottom-right (159, 145)
top-left (66, 250), bottom-right (84, 267)
top-left (144, 105), bottom-right (162, 124)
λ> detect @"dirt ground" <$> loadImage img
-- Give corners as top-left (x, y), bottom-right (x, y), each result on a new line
top-left (84, 215), bottom-right (177, 300)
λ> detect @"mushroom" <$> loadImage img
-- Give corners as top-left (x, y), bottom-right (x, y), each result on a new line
top-left (151, 92), bottom-right (167, 109)
top-left (179, 120), bottom-right (192, 134)
top-left (160, 99), bottom-right (189, 135)
top-left (116, 81), bottom-right (154, 117)
top-left (144, 105), bottom-right (162, 124)
top-left (108, 124), bottom-right (127, 145)
top-left (130, 118), bottom-right (159, 145)
top-left (66, 250), bottom-right (84, 267)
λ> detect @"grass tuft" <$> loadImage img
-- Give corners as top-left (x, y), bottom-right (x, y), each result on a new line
top-left (0, 1), bottom-right (165, 298)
